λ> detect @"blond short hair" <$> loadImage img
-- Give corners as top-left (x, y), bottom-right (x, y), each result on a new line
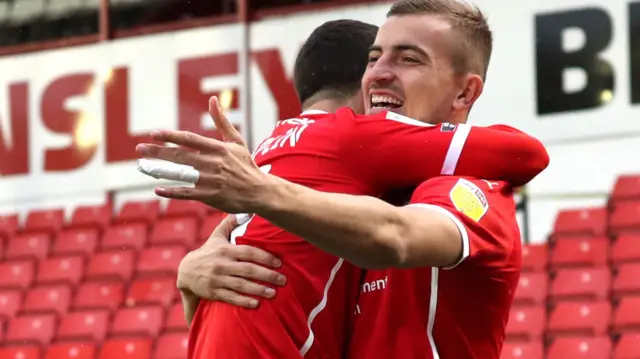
top-left (388, 0), bottom-right (492, 80)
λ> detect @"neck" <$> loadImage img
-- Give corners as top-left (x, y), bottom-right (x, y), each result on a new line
top-left (302, 98), bottom-right (345, 114)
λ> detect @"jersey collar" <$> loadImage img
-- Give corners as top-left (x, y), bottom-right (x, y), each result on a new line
top-left (300, 109), bottom-right (328, 116)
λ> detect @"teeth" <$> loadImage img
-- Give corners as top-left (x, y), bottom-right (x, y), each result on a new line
top-left (371, 94), bottom-right (403, 106)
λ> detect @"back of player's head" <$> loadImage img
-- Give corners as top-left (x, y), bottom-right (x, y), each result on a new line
top-left (294, 20), bottom-right (378, 107)
top-left (388, 0), bottom-right (493, 80)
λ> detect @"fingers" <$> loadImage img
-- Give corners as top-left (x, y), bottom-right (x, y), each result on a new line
top-left (155, 186), bottom-right (210, 200)
top-left (222, 276), bottom-right (277, 299)
top-left (136, 144), bottom-right (208, 168)
top-left (231, 244), bottom-right (282, 269)
top-left (150, 129), bottom-right (226, 153)
top-left (210, 288), bottom-right (259, 309)
top-left (209, 96), bottom-right (246, 146)
top-left (212, 215), bottom-right (240, 239)
top-left (220, 259), bottom-right (286, 287)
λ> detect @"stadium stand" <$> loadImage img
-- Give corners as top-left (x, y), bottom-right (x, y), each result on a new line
top-left (0, 197), bottom-right (217, 359)
top-left (501, 173), bottom-right (640, 358)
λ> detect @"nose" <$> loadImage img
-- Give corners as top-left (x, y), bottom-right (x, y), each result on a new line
top-left (369, 62), bottom-right (395, 83)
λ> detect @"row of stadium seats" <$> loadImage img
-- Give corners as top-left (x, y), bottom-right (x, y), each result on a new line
top-left (508, 298), bottom-right (640, 339)
top-left (0, 334), bottom-right (188, 359)
top-left (502, 336), bottom-right (639, 359)
top-left (1, 301), bottom-right (186, 343)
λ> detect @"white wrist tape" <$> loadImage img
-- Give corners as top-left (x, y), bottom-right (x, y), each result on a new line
top-left (137, 159), bottom-right (200, 184)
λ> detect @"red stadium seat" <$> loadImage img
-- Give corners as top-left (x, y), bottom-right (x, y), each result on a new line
top-left (37, 256), bottom-right (85, 285)
top-left (0, 260), bottom-right (35, 289)
top-left (500, 341), bottom-right (543, 359)
top-left (165, 199), bottom-right (208, 220)
top-left (150, 217), bottom-right (197, 247)
top-left (552, 207), bottom-right (606, 237)
top-left (73, 282), bottom-right (124, 311)
top-left (513, 272), bottom-right (547, 305)
top-left (22, 285), bottom-right (71, 316)
top-left (86, 250), bottom-right (135, 282)
top-left (115, 200), bottom-right (160, 225)
top-left (549, 237), bottom-right (608, 269)
top-left (45, 342), bottom-right (97, 359)
top-left (610, 201), bottom-right (640, 236)
top-left (155, 332), bottom-right (189, 359)
top-left (0, 345), bottom-right (41, 359)
top-left (612, 263), bottom-right (640, 297)
top-left (52, 228), bottom-right (99, 257)
top-left (6, 314), bottom-right (57, 345)
top-left (111, 305), bottom-right (164, 337)
top-left (614, 334), bottom-right (640, 359)
top-left (101, 223), bottom-right (148, 251)
top-left (0, 289), bottom-right (22, 319)
top-left (0, 214), bottom-right (19, 238)
top-left (611, 235), bottom-right (640, 265)
top-left (199, 212), bottom-right (225, 243)
top-left (521, 244), bottom-right (547, 272)
top-left (549, 267), bottom-right (610, 302)
top-left (24, 208), bottom-right (65, 234)
top-left (137, 246), bottom-right (187, 276)
top-left (70, 204), bottom-right (111, 230)
top-left (57, 310), bottom-right (110, 342)
top-left (611, 174), bottom-right (640, 202)
top-left (547, 301), bottom-right (611, 337)
top-left (547, 337), bottom-right (611, 359)
top-left (126, 277), bottom-right (176, 307)
top-left (505, 305), bottom-right (545, 341)
top-left (164, 303), bottom-right (187, 331)
top-left (98, 338), bottom-right (152, 359)
top-left (612, 296), bottom-right (640, 333)
top-left (5, 232), bottom-right (51, 260)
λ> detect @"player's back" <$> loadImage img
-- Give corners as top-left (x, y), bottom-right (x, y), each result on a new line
top-left (189, 108), bottom-right (366, 359)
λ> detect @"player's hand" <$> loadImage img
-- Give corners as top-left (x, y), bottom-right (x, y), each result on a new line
top-left (135, 96), bottom-right (270, 214)
top-left (177, 216), bottom-right (287, 309)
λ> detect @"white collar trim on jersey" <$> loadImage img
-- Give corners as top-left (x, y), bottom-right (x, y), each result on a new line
top-left (300, 109), bottom-right (328, 116)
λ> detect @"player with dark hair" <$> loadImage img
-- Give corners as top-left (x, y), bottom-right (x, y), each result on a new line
top-left (139, 9), bottom-right (548, 359)
top-left (294, 19), bottom-right (378, 112)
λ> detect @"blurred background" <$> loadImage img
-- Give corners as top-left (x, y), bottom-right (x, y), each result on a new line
top-left (0, 0), bottom-right (639, 358)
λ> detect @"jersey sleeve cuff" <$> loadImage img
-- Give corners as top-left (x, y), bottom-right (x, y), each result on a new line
top-left (404, 203), bottom-right (470, 269)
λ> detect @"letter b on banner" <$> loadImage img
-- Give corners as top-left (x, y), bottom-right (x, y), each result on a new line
top-left (535, 8), bottom-right (614, 115)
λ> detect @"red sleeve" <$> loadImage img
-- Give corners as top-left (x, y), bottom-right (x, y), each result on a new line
top-left (406, 176), bottom-right (521, 269)
top-left (336, 110), bottom-right (550, 192)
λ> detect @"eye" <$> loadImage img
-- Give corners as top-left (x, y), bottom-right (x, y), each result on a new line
top-left (402, 57), bottom-right (420, 64)
top-left (368, 56), bottom-right (380, 63)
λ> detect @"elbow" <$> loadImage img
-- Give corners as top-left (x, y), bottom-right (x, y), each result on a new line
top-left (350, 221), bottom-right (410, 270)
top-left (515, 140), bottom-right (550, 186)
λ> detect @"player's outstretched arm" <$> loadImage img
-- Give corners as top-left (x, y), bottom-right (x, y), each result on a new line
top-left (248, 174), bottom-right (463, 269)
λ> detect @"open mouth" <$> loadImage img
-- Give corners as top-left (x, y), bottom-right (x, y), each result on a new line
top-left (370, 94), bottom-right (404, 109)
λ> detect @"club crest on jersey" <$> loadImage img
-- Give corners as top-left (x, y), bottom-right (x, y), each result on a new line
top-left (449, 179), bottom-right (488, 222)
top-left (440, 122), bottom-right (456, 132)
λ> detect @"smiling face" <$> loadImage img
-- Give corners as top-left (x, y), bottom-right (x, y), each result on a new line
top-left (362, 14), bottom-right (484, 124)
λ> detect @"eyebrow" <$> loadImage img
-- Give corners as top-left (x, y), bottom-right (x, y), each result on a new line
top-left (368, 44), bottom-right (430, 61)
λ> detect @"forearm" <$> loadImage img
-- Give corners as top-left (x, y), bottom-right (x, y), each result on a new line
top-left (246, 175), bottom-right (412, 269)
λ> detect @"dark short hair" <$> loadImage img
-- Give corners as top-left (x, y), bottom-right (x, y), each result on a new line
top-left (388, 0), bottom-right (493, 80)
top-left (294, 19), bottom-right (378, 106)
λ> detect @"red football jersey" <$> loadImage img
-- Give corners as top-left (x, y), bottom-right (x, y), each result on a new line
top-left (347, 177), bottom-right (521, 359)
top-left (189, 108), bottom-right (544, 359)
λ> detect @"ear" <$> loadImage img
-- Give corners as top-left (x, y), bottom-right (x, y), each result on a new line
top-left (452, 73), bottom-right (484, 111)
